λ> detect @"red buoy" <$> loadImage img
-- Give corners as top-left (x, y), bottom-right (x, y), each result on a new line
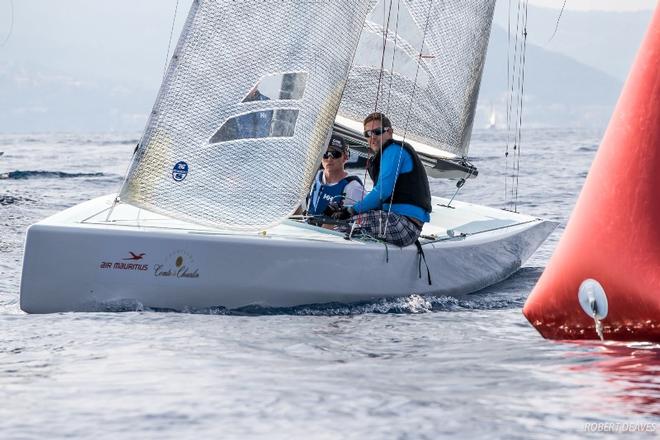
top-left (523, 6), bottom-right (660, 342)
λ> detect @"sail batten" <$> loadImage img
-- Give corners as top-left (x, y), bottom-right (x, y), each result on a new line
top-left (119, 0), bottom-right (372, 230)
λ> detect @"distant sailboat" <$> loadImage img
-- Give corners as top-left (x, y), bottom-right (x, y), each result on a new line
top-left (487, 103), bottom-right (497, 130)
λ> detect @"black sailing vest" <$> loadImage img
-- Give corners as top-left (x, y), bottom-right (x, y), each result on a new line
top-left (367, 139), bottom-right (432, 213)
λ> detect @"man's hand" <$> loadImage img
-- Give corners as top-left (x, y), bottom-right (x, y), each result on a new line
top-left (323, 202), bottom-right (341, 217)
top-left (332, 206), bottom-right (354, 221)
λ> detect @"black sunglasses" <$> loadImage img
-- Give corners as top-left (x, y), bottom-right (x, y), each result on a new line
top-left (323, 150), bottom-right (343, 159)
top-left (363, 127), bottom-right (389, 138)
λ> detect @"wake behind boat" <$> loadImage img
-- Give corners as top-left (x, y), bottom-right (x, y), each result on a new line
top-left (20, 0), bottom-right (556, 313)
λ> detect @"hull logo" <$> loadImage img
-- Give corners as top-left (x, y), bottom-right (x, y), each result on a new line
top-left (154, 251), bottom-right (200, 279)
top-left (100, 252), bottom-right (148, 271)
top-left (123, 252), bottom-right (145, 261)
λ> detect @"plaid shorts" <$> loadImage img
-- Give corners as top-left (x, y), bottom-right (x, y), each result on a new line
top-left (350, 210), bottom-right (422, 247)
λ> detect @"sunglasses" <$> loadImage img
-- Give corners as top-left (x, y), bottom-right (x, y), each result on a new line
top-left (323, 150), bottom-right (343, 159)
top-left (363, 127), bottom-right (389, 138)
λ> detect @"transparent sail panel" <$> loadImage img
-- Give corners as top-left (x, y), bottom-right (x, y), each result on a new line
top-left (339, 0), bottom-right (496, 157)
top-left (242, 72), bottom-right (308, 102)
top-left (119, 0), bottom-right (371, 230)
top-left (209, 109), bottom-right (299, 143)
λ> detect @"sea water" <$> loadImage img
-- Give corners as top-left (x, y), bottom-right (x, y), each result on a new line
top-left (0, 130), bottom-right (657, 439)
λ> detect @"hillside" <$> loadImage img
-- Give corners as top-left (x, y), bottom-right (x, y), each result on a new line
top-left (0, 1), bottom-right (653, 132)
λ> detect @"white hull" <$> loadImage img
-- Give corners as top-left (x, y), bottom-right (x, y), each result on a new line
top-left (20, 195), bottom-right (556, 313)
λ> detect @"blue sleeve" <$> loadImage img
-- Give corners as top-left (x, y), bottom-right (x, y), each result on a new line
top-left (353, 145), bottom-right (413, 213)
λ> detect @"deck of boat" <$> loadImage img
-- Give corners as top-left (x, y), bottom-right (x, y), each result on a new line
top-left (54, 194), bottom-right (544, 247)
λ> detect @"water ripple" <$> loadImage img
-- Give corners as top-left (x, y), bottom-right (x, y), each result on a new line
top-left (0, 170), bottom-right (105, 180)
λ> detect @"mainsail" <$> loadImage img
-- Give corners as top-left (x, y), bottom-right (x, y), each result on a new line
top-left (119, 0), bottom-right (372, 230)
top-left (339, 0), bottom-right (496, 157)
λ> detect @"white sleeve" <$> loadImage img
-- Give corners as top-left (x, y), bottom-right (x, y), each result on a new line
top-left (343, 180), bottom-right (365, 207)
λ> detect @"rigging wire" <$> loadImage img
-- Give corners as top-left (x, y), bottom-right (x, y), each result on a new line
top-left (162, 0), bottom-right (181, 80)
top-left (504, 0), bottom-right (511, 206)
top-left (505, 0), bottom-right (529, 213)
top-left (350, 2), bottom-right (397, 240)
top-left (373, 0), bottom-right (395, 112)
top-left (350, 0), bottom-right (397, 240)
top-left (385, 0), bottom-right (403, 113)
top-left (506, 0), bottom-right (523, 211)
top-left (366, 0), bottom-right (397, 238)
top-left (548, 0), bottom-right (568, 43)
top-left (513, 1), bottom-right (529, 212)
top-left (108, 0), bottom-right (181, 221)
top-left (0, 0), bottom-right (14, 48)
top-left (381, 0), bottom-right (434, 239)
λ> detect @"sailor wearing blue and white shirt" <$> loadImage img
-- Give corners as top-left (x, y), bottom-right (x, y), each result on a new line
top-left (306, 135), bottom-right (364, 219)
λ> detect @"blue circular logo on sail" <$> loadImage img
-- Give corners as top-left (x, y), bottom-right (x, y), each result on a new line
top-left (172, 161), bottom-right (189, 182)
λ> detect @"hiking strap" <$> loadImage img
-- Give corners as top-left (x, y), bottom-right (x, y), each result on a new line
top-left (415, 239), bottom-right (432, 285)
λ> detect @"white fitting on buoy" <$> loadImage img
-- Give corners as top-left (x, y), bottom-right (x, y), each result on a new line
top-left (578, 278), bottom-right (609, 320)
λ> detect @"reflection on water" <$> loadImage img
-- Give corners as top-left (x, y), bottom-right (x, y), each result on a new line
top-left (567, 342), bottom-right (660, 417)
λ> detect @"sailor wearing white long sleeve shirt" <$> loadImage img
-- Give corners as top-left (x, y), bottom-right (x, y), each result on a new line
top-left (306, 134), bottom-right (364, 222)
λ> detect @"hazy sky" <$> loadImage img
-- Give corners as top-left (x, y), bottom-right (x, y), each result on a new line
top-left (0, 0), bottom-right (653, 132)
top-left (528, 0), bottom-right (656, 11)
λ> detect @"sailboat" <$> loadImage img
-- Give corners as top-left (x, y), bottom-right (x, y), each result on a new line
top-left (19, 0), bottom-right (556, 313)
top-left (487, 104), bottom-right (497, 130)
